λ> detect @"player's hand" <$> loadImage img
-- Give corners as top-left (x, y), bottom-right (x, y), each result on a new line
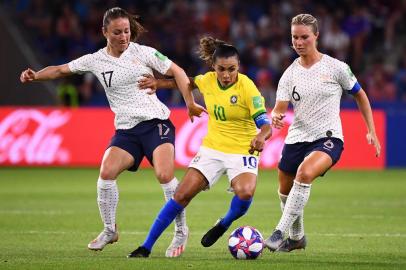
top-left (137, 74), bottom-right (157, 94)
top-left (366, 132), bottom-right (381, 157)
top-left (20, 68), bottom-right (36, 83)
top-left (187, 102), bottom-right (207, 123)
top-left (249, 134), bottom-right (266, 155)
top-left (271, 112), bottom-right (285, 129)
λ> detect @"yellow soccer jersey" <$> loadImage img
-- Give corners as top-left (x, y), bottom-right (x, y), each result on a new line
top-left (194, 72), bottom-right (267, 154)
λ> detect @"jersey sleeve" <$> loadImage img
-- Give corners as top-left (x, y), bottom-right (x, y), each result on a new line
top-left (68, 54), bottom-right (94, 74)
top-left (244, 78), bottom-right (267, 119)
top-left (193, 73), bottom-right (210, 95)
top-left (140, 45), bottom-right (173, 75)
top-left (276, 68), bottom-right (291, 101)
top-left (336, 61), bottom-right (361, 95)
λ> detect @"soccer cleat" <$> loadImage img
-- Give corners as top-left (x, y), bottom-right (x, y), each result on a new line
top-left (276, 236), bottom-right (307, 252)
top-left (201, 219), bottom-right (228, 247)
top-left (127, 246), bottom-right (151, 258)
top-left (264, 230), bottom-right (284, 252)
top-left (165, 226), bottom-right (189, 257)
top-left (87, 227), bottom-right (119, 251)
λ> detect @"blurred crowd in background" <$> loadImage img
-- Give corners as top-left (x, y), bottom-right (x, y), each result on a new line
top-left (4, 0), bottom-right (406, 107)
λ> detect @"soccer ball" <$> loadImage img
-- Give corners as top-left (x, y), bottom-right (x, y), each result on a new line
top-left (228, 226), bottom-right (264, 259)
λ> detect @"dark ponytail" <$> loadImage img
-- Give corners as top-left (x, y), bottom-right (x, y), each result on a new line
top-left (103, 7), bottom-right (146, 41)
top-left (198, 36), bottom-right (239, 66)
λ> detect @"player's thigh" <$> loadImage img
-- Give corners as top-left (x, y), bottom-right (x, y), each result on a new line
top-left (174, 168), bottom-right (208, 207)
top-left (231, 172), bottom-right (257, 200)
top-left (188, 147), bottom-right (226, 189)
top-left (226, 152), bottom-right (258, 197)
top-left (152, 143), bottom-right (175, 183)
top-left (100, 146), bottom-right (135, 180)
top-left (141, 119), bottom-right (176, 183)
top-left (278, 169), bottom-right (296, 195)
top-left (296, 151), bottom-right (333, 184)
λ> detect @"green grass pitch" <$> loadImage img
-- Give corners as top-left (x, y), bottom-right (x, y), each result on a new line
top-left (0, 168), bottom-right (405, 270)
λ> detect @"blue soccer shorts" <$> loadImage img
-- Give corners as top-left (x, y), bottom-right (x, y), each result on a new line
top-left (108, 118), bottom-right (175, 171)
top-left (278, 137), bottom-right (344, 175)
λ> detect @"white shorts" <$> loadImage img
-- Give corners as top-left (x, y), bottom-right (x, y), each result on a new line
top-left (189, 146), bottom-right (259, 188)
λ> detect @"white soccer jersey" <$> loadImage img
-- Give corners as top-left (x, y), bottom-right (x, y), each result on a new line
top-left (276, 54), bottom-right (359, 144)
top-left (68, 42), bottom-right (173, 129)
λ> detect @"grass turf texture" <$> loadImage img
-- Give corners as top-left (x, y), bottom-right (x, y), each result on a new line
top-left (0, 168), bottom-right (405, 270)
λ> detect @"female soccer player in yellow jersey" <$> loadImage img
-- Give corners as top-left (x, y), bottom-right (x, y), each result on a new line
top-left (128, 36), bottom-right (272, 257)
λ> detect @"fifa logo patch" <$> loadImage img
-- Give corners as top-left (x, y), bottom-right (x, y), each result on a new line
top-left (230, 95), bottom-right (238, 104)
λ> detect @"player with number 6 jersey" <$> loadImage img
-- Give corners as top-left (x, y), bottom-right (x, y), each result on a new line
top-left (127, 36), bottom-right (272, 258)
top-left (264, 13), bottom-right (381, 253)
top-left (20, 7), bottom-right (206, 258)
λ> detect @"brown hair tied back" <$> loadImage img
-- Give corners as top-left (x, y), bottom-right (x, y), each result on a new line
top-left (198, 36), bottom-right (227, 66)
top-left (103, 7), bottom-right (147, 41)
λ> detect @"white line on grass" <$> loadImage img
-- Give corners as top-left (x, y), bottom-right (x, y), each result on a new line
top-left (10, 231), bottom-right (406, 238)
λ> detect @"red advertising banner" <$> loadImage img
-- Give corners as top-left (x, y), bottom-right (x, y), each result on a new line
top-left (0, 107), bottom-right (385, 169)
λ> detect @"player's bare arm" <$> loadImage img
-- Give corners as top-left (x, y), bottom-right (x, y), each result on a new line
top-left (20, 64), bottom-right (72, 83)
top-left (271, 101), bottom-right (289, 129)
top-left (353, 88), bottom-right (381, 157)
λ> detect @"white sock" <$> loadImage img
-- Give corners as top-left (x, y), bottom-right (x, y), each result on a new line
top-left (161, 177), bottom-right (187, 234)
top-left (97, 178), bottom-right (118, 232)
top-left (279, 191), bottom-right (304, 240)
top-left (276, 180), bottom-right (311, 235)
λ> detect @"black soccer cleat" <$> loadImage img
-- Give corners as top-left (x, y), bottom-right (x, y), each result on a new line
top-left (201, 219), bottom-right (228, 247)
top-left (276, 235), bottom-right (307, 252)
top-left (127, 246), bottom-right (151, 258)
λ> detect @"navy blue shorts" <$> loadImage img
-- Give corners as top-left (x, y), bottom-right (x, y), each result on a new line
top-left (278, 137), bottom-right (344, 175)
top-left (108, 119), bottom-right (175, 172)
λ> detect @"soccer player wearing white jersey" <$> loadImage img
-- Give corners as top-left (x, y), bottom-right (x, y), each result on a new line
top-left (264, 14), bottom-right (381, 252)
top-left (20, 7), bottom-right (205, 258)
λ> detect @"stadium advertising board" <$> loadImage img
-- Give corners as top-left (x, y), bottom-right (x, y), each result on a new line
top-left (0, 107), bottom-right (385, 169)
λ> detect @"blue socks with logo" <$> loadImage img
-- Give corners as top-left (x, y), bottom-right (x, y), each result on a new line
top-left (219, 195), bottom-right (252, 228)
top-left (142, 198), bottom-right (184, 251)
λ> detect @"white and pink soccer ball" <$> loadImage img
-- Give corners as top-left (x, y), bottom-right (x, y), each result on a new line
top-left (228, 226), bottom-right (264, 259)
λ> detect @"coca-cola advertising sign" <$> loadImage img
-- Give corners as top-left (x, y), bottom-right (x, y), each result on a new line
top-left (0, 107), bottom-right (385, 169)
top-left (0, 109), bottom-right (70, 164)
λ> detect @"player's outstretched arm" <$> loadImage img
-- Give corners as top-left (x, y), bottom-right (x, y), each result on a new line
top-left (353, 88), bottom-right (381, 157)
top-left (20, 64), bottom-right (72, 83)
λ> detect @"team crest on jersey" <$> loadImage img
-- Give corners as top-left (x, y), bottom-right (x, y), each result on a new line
top-left (320, 74), bottom-right (331, 81)
top-left (132, 57), bottom-right (142, 65)
top-left (230, 95), bottom-right (238, 104)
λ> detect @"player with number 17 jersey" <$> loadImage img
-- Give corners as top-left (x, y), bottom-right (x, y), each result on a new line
top-left (68, 42), bottom-right (172, 129)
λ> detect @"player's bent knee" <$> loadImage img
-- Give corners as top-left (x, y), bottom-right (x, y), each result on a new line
top-left (295, 169), bottom-right (314, 184)
top-left (235, 188), bottom-right (255, 200)
top-left (99, 163), bottom-right (119, 180)
top-left (155, 171), bottom-right (174, 183)
top-left (173, 191), bottom-right (192, 207)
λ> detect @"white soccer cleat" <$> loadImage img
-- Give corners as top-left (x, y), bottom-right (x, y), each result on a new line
top-left (165, 227), bottom-right (189, 257)
top-left (88, 227), bottom-right (119, 251)
top-left (264, 230), bottom-right (284, 252)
